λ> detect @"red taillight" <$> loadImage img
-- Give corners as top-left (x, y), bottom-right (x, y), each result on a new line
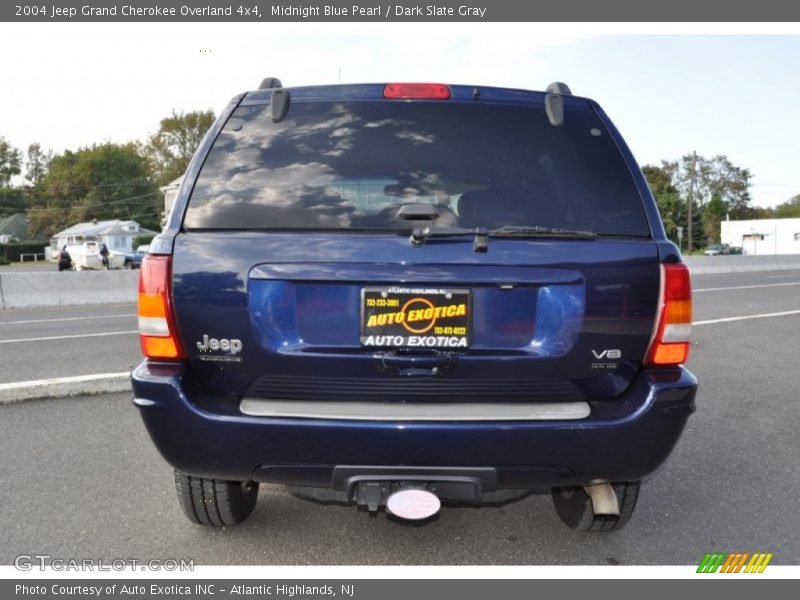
top-left (645, 263), bottom-right (693, 366)
top-left (383, 83), bottom-right (451, 100)
top-left (138, 255), bottom-right (185, 359)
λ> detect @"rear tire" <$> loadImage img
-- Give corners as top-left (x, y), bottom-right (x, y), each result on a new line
top-left (551, 481), bottom-right (640, 531)
top-left (173, 470), bottom-right (259, 527)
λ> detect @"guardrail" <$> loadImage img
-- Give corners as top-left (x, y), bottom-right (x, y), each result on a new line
top-left (0, 270), bottom-right (138, 309)
top-left (683, 254), bottom-right (800, 275)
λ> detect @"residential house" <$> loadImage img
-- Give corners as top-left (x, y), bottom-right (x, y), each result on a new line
top-left (50, 219), bottom-right (158, 255)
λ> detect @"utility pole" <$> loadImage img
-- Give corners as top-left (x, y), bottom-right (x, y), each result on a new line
top-left (687, 151), bottom-right (697, 253)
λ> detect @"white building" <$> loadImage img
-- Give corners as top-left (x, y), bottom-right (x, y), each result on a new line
top-left (159, 176), bottom-right (183, 229)
top-left (50, 219), bottom-right (157, 255)
top-left (721, 218), bottom-right (800, 255)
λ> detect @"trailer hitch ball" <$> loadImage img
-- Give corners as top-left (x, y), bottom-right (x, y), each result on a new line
top-left (386, 488), bottom-right (441, 520)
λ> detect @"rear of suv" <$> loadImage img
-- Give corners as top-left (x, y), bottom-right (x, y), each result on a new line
top-left (132, 79), bottom-right (697, 530)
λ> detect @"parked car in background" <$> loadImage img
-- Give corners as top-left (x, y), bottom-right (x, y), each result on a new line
top-left (704, 243), bottom-right (731, 256)
top-left (123, 245), bottom-right (150, 269)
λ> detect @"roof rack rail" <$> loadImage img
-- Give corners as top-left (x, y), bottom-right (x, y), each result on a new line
top-left (544, 81), bottom-right (571, 128)
top-left (258, 77), bottom-right (282, 90)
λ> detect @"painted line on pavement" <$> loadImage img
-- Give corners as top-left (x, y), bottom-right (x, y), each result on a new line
top-left (694, 282), bottom-right (800, 293)
top-left (0, 330), bottom-right (137, 344)
top-left (694, 310), bottom-right (800, 326)
top-left (0, 313), bottom-right (136, 325)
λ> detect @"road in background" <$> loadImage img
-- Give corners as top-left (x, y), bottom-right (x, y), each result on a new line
top-left (0, 270), bottom-right (799, 565)
top-left (692, 269), bottom-right (800, 322)
top-left (0, 303), bottom-right (139, 383)
top-left (0, 261), bottom-right (57, 274)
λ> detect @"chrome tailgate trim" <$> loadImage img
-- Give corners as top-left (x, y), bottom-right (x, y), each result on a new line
top-left (239, 398), bottom-right (590, 421)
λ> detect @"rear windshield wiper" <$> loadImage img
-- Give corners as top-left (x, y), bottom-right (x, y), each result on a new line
top-left (408, 226), bottom-right (489, 252)
top-left (409, 225), bottom-right (596, 252)
top-left (489, 225), bottom-right (597, 240)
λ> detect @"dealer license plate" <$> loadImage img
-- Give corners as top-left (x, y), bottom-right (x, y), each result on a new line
top-left (360, 287), bottom-right (472, 348)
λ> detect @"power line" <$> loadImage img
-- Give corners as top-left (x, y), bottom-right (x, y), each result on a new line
top-left (43, 190), bottom-right (160, 205)
top-left (24, 177), bottom-right (155, 192)
top-left (25, 190), bottom-right (161, 212)
top-left (753, 182), bottom-right (800, 188)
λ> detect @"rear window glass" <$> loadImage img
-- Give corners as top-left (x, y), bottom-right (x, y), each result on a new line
top-left (184, 100), bottom-right (649, 236)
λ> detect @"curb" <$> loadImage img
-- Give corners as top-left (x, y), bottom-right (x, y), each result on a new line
top-left (0, 372), bottom-right (132, 405)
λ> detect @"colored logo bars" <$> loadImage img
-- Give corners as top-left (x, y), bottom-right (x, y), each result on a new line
top-left (697, 552), bottom-right (773, 573)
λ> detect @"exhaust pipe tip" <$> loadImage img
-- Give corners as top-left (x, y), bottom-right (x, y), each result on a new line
top-left (583, 482), bottom-right (620, 516)
top-left (386, 488), bottom-right (441, 520)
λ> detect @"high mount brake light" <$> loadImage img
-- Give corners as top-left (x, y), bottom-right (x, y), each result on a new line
top-left (383, 83), bottom-right (451, 100)
top-left (138, 255), bottom-right (185, 360)
top-left (645, 263), bottom-right (693, 366)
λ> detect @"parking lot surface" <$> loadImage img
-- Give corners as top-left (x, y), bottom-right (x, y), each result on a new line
top-left (1, 270), bottom-right (799, 565)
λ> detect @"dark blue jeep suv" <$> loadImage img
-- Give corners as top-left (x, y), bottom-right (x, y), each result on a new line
top-left (132, 80), bottom-right (697, 530)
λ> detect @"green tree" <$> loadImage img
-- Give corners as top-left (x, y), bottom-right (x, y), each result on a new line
top-left (702, 194), bottom-right (727, 244)
top-left (146, 109), bottom-right (215, 186)
top-left (0, 137), bottom-right (22, 187)
top-left (661, 153), bottom-right (753, 249)
top-left (24, 143), bottom-right (52, 187)
top-left (663, 154), bottom-right (752, 216)
top-left (774, 195), bottom-right (800, 218)
top-left (0, 187), bottom-right (26, 218)
top-left (28, 143), bottom-right (158, 238)
top-left (133, 234), bottom-right (155, 249)
top-left (748, 205), bottom-right (776, 219)
top-left (642, 164), bottom-right (684, 244)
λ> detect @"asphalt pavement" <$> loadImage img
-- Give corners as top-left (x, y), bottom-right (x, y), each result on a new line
top-left (1, 269), bottom-right (799, 565)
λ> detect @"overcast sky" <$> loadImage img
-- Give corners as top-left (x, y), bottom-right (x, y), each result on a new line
top-left (1, 23), bottom-right (798, 207)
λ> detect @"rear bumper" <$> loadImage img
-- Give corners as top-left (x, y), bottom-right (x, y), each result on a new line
top-left (131, 361), bottom-right (697, 489)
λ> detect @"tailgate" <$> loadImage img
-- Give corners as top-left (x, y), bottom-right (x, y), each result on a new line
top-left (171, 232), bottom-right (660, 403)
